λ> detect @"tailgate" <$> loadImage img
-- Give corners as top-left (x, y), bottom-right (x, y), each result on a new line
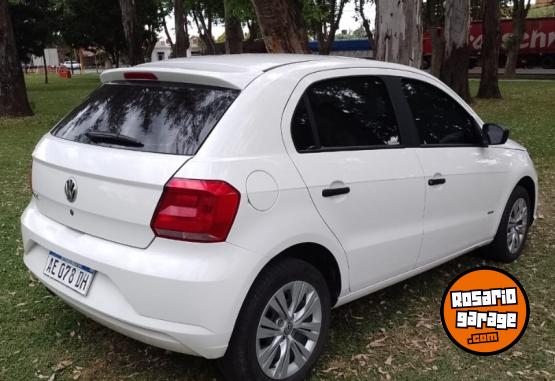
top-left (32, 135), bottom-right (191, 248)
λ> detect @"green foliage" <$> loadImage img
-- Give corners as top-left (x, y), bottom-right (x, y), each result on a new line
top-left (226, 0), bottom-right (255, 22)
top-left (60, 0), bottom-right (168, 63)
top-left (186, 0), bottom-right (225, 24)
top-left (61, 0), bottom-right (126, 59)
top-left (527, 4), bottom-right (555, 18)
top-left (8, 0), bottom-right (59, 62)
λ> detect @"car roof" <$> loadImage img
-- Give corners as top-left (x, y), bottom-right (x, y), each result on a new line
top-left (100, 54), bottom-right (421, 90)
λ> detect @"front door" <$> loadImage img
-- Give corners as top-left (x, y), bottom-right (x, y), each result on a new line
top-left (398, 76), bottom-right (505, 266)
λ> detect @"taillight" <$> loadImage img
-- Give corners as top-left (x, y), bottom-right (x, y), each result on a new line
top-left (123, 71), bottom-right (158, 80)
top-left (151, 178), bottom-right (240, 243)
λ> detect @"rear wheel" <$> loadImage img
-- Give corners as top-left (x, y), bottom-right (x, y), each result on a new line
top-left (219, 258), bottom-right (331, 381)
top-left (541, 55), bottom-right (555, 69)
top-left (482, 186), bottom-right (531, 262)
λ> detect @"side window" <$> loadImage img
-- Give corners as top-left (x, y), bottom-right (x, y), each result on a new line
top-left (291, 76), bottom-right (400, 151)
top-left (291, 99), bottom-right (316, 151)
top-left (401, 78), bottom-right (482, 146)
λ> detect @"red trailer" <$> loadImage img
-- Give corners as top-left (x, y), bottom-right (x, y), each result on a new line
top-left (423, 17), bottom-right (555, 69)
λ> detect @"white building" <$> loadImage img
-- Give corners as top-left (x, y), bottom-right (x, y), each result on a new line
top-left (151, 40), bottom-right (174, 62)
top-left (150, 37), bottom-right (203, 62)
top-left (31, 48), bottom-right (59, 67)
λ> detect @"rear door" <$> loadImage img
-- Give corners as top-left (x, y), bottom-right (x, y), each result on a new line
top-left (282, 71), bottom-right (425, 291)
top-left (32, 81), bottom-right (238, 248)
top-left (398, 76), bottom-right (505, 265)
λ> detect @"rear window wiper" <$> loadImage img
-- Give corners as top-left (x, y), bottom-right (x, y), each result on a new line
top-left (85, 131), bottom-right (144, 147)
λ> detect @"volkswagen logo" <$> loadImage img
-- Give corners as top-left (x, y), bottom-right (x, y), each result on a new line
top-left (64, 178), bottom-right (77, 203)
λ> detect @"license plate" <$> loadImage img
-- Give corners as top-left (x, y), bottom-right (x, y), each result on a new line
top-left (43, 252), bottom-right (96, 296)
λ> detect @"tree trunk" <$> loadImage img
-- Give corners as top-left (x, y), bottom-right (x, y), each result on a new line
top-left (78, 48), bottom-right (85, 72)
top-left (250, 0), bottom-right (309, 53)
top-left (357, 0), bottom-right (375, 53)
top-left (174, 0), bottom-right (189, 57)
top-left (246, 19), bottom-right (260, 42)
top-left (477, 0), bottom-right (501, 98)
top-left (42, 53), bottom-right (48, 84)
top-left (362, 17), bottom-right (375, 53)
top-left (441, 0), bottom-right (471, 102)
top-left (224, 0), bottom-right (243, 54)
top-left (316, 27), bottom-right (329, 55)
top-left (315, 0), bottom-right (347, 55)
top-left (0, 0), bottom-right (32, 117)
top-left (504, 0), bottom-right (530, 78)
top-left (118, 0), bottom-right (144, 65)
top-left (375, 0), bottom-right (423, 68)
top-left (192, 8), bottom-right (216, 54)
top-left (162, 17), bottom-right (174, 49)
top-left (430, 26), bottom-right (444, 77)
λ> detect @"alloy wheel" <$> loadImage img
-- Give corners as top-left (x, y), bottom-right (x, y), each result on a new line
top-left (507, 197), bottom-right (528, 254)
top-left (255, 280), bottom-right (322, 379)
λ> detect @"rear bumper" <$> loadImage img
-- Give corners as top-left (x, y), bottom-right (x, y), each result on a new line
top-left (21, 199), bottom-right (261, 359)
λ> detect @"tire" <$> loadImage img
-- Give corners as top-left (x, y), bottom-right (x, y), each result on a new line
top-left (219, 258), bottom-right (331, 381)
top-left (541, 55), bottom-right (555, 69)
top-left (481, 186), bottom-right (531, 262)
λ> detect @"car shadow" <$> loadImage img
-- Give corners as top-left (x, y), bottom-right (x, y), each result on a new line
top-left (44, 248), bottom-right (497, 380)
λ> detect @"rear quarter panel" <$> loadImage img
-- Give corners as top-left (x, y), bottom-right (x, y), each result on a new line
top-left (172, 70), bottom-right (351, 312)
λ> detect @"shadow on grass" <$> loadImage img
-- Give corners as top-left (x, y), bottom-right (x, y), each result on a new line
top-left (42, 250), bottom-right (492, 380)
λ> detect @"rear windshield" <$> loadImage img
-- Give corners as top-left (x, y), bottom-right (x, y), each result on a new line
top-left (51, 82), bottom-right (239, 155)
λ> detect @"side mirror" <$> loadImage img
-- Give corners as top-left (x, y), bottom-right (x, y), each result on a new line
top-left (483, 123), bottom-right (509, 145)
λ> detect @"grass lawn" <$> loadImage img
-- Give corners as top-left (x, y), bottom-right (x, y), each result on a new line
top-left (1, 74), bottom-right (554, 380)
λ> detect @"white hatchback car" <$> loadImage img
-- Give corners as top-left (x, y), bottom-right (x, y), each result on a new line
top-left (22, 54), bottom-right (537, 381)
top-left (62, 60), bottom-right (81, 70)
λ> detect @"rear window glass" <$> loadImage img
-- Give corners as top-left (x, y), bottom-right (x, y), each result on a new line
top-left (51, 82), bottom-right (239, 155)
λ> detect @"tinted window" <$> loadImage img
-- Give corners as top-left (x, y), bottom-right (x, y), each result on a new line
top-left (52, 82), bottom-right (239, 155)
top-left (291, 99), bottom-right (316, 151)
top-left (291, 76), bottom-right (400, 151)
top-left (401, 78), bottom-right (482, 145)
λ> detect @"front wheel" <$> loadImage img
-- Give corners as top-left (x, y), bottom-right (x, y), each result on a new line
top-left (482, 186), bottom-right (531, 262)
top-left (219, 258), bottom-right (331, 381)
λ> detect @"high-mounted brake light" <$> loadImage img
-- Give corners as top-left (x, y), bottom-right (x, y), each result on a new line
top-left (151, 178), bottom-right (241, 243)
top-left (123, 72), bottom-right (158, 80)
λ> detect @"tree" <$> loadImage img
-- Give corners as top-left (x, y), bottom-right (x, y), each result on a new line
top-left (354, 0), bottom-right (375, 51)
top-left (224, 0), bottom-right (243, 53)
top-left (375, 0), bottom-right (423, 68)
top-left (306, 0), bottom-right (348, 55)
top-left (423, 0), bottom-right (444, 77)
top-left (245, 18), bottom-right (260, 42)
top-left (441, 0), bottom-right (471, 102)
top-left (119, 0), bottom-right (144, 65)
top-left (478, 0), bottom-right (501, 98)
top-left (250, 0), bottom-right (310, 53)
top-left (0, 0), bottom-right (33, 117)
top-left (62, 0), bottom-right (126, 67)
top-left (174, 0), bottom-right (189, 57)
top-left (505, 0), bottom-right (531, 78)
top-left (9, 0), bottom-right (58, 84)
top-left (189, 0), bottom-right (221, 54)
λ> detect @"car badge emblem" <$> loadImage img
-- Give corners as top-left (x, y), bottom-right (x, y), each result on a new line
top-left (64, 178), bottom-right (77, 203)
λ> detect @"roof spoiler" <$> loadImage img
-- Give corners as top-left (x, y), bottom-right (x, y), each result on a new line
top-left (100, 67), bottom-right (250, 90)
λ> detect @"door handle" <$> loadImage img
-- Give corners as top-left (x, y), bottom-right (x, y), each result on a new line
top-left (428, 178), bottom-right (446, 186)
top-left (322, 187), bottom-right (350, 197)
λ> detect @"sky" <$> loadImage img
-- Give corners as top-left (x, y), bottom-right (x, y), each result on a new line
top-left (163, 2), bottom-right (377, 42)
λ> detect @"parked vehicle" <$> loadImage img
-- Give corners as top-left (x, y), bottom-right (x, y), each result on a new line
top-left (423, 17), bottom-right (555, 69)
top-left (22, 54), bottom-right (537, 381)
top-left (62, 60), bottom-right (81, 70)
